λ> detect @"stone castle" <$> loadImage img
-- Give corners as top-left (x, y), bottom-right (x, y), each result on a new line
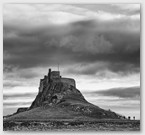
top-left (39, 68), bottom-right (76, 93)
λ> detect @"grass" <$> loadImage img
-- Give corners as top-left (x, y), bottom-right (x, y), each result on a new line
top-left (3, 119), bottom-right (140, 131)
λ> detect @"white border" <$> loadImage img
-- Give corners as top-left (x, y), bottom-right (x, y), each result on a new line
top-left (0, 0), bottom-right (144, 135)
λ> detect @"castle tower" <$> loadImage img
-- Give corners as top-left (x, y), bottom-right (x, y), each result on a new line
top-left (48, 68), bottom-right (51, 82)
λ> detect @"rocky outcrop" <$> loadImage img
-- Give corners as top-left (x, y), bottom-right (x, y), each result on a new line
top-left (29, 81), bottom-right (86, 109)
top-left (29, 68), bottom-right (86, 109)
top-left (16, 108), bottom-right (28, 114)
top-left (5, 69), bottom-right (123, 121)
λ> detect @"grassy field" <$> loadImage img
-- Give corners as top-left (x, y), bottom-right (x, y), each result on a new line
top-left (3, 101), bottom-right (140, 131)
top-left (3, 119), bottom-right (140, 131)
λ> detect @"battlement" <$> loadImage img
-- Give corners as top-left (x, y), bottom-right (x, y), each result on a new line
top-left (39, 68), bottom-right (76, 92)
top-left (50, 71), bottom-right (60, 79)
top-left (61, 78), bottom-right (76, 87)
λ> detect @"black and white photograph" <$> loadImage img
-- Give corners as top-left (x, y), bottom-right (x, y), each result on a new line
top-left (3, 3), bottom-right (140, 131)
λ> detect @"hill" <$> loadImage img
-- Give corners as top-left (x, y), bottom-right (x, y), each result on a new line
top-left (5, 68), bottom-right (124, 121)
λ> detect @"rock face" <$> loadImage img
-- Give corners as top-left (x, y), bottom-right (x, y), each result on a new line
top-left (16, 108), bottom-right (28, 114)
top-left (29, 68), bottom-right (85, 109)
top-left (5, 69), bottom-right (124, 121)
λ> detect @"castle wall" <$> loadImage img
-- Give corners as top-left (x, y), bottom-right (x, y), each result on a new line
top-left (50, 71), bottom-right (60, 79)
top-left (61, 78), bottom-right (76, 87)
top-left (39, 70), bottom-right (76, 93)
top-left (39, 77), bottom-right (47, 92)
top-left (52, 78), bottom-right (61, 82)
top-left (39, 80), bottom-right (44, 92)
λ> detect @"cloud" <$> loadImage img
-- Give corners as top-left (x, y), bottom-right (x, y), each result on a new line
top-left (3, 81), bottom-right (23, 88)
top-left (3, 93), bottom-right (37, 100)
top-left (73, 4), bottom-right (140, 16)
top-left (3, 92), bottom-right (36, 109)
top-left (3, 4), bottom-right (140, 69)
top-left (3, 4), bottom-right (140, 88)
top-left (91, 86), bottom-right (140, 99)
top-left (3, 65), bottom-right (40, 79)
top-left (3, 101), bottom-right (32, 108)
top-left (3, 19), bottom-right (140, 73)
top-left (111, 4), bottom-right (140, 15)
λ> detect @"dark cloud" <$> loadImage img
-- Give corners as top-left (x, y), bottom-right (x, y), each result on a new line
top-left (3, 13), bottom-right (140, 79)
top-left (73, 4), bottom-right (140, 16)
top-left (91, 86), bottom-right (140, 99)
top-left (3, 101), bottom-right (32, 107)
top-left (3, 93), bottom-right (37, 100)
top-left (3, 64), bottom-right (40, 88)
top-left (3, 81), bottom-right (23, 88)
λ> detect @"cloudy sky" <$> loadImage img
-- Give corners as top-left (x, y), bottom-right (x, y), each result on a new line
top-left (3, 4), bottom-right (140, 119)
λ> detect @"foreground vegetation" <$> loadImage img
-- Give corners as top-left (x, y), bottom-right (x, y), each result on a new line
top-left (3, 119), bottom-right (140, 131)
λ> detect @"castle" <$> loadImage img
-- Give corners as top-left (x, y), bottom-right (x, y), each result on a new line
top-left (39, 68), bottom-right (76, 92)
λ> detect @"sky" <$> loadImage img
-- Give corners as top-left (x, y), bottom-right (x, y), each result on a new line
top-left (3, 4), bottom-right (140, 119)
